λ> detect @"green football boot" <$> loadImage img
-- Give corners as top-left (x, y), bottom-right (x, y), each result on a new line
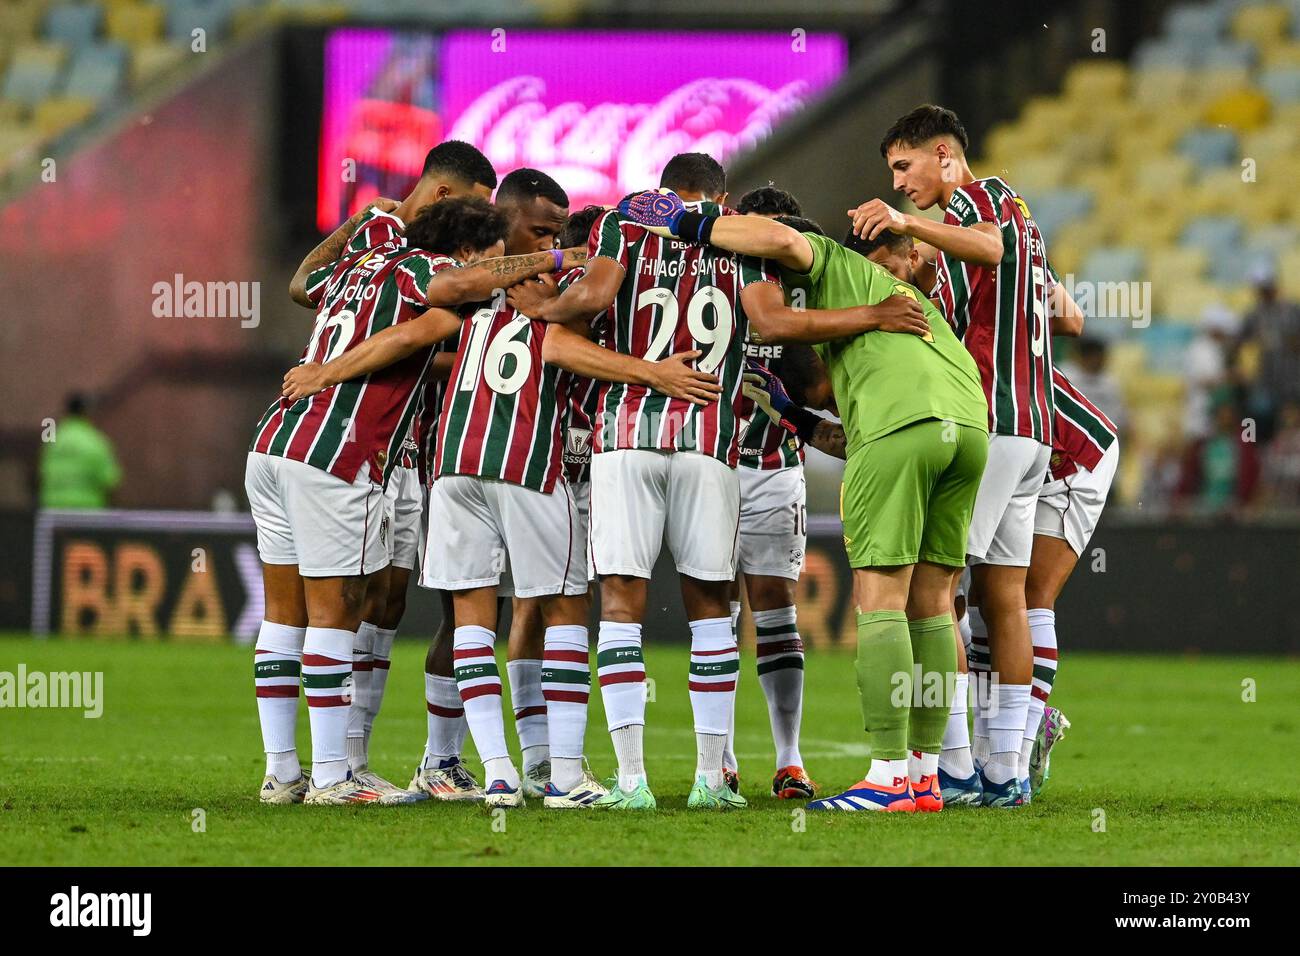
top-left (593, 778), bottom-right (657, 810)
top-left (687, 774), bottom-right (748, 810)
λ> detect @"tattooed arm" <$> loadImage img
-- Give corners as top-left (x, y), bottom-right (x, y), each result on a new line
top-left (424, 247), bottom-right (587, 307)
top-left (289, 200), bottom-right (398, 308)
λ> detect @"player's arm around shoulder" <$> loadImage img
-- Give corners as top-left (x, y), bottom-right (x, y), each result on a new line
top-left (424, 248), bottom-right (586, 308)
top-left (742, 280), bottom-right (931, 345)
top-left (510, 256), bottom-right (622, 325)
top-left (708, 215), bottom-right (815, 272)
top-left (281, 306), bottom-right (462, 401)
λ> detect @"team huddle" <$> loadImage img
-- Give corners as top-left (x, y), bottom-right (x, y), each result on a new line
top-left (246, 103), bottom-right (1119, 812)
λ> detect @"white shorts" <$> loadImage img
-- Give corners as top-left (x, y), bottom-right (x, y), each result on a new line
top-left (589, 449), bottom-right (740, 581)
top-left (571, 480), bottom-right (597, 583)
top-left (1035, 441), bottom-right (1119, 556)
top-left (384, 465), bottom-right (424, 571)
top-left (737, 465), bottom-right (806, 580)
top-left (244, 452), bottom-right (389, 578)
top-left (966, 434), bottom-right (1052, 568)
top-left (421, 475), bottom-right (587, 598)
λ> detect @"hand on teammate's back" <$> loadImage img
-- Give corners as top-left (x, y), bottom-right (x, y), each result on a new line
top-left (867, 294), bottom-right (931, 337)
top-left (282, 362), bottom-right (329, 402)
top-left (648, 350), bottom-right (723, 406)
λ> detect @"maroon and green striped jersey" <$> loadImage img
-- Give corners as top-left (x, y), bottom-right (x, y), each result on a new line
top-left (252, 239), bottom-right (457, 484)
top-left (302, 207), bottom-right (407, 308)
top-left (932, 177), bottom-right (1055, 443)
top-left (589, 204), bottom-right (780, 466)
top-left (434, 269), bottom-right (584, 493)
top-left (738, 339), bottom-right (803, 471)
top-left (563, 372), bottom-right (599, 485)
top-left (1049, 367), bottom-right (1117, 481)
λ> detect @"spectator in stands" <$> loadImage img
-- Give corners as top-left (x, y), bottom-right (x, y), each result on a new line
top-left (1236, 262), bottom-right (1300, 442)
top-left (39, 393), bottom-right (121, 510)
top-left (1061, 337), bottom-right (1127, 437)
top-left (1261, 401), bottom-right (1300, 512)
top-left (1183, 304), bottom-right (1237, 441)
top-left (1176, 390), bottom-right (1259, 517)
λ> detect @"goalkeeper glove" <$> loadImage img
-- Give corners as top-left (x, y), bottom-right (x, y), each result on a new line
top-left (741, 361), bottom-right (822, 442)
top-left (617, 189), bottom-right (716, 244)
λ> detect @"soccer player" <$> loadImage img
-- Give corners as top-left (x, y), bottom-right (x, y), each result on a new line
top-left (852, 105), bottom-right (1058, 806)
top-left (249, 196), bottom-right (510, 805)
top-left (1023, 367), bottom-right (1118, 798)
top-left (736, 185), bottom-right (803, 218)
top-left (728, 185), bottom-right (816, 799)
top-left (635, 205), bottom-right (988, 812)
top-left (507, 155), bottom-right (907, 811)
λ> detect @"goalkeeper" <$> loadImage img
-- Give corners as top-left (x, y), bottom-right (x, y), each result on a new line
top-left (619, 192), bottom-right (989, 813)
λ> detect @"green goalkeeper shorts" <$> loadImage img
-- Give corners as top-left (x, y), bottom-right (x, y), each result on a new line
top-left (839, 418), bottom-right (987, 569)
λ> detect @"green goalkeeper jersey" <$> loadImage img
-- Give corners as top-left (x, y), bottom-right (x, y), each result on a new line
top-left (781, 232), bottom-right (987, 459)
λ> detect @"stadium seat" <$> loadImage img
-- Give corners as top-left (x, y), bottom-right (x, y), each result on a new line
top-left (1023, 187), bottom-right (1092, 242)
top-left (1079, 247), bottom-right (1145, 287)
top-left (1165, 3), bottom-right (1230, 45)
top-left (63, 42), bottom-right (127, 102)
top-left (1181, 215), bottom-right (1244, 254)
top-left (1259, 65), bottom-right (1300, 101)
top-left (167, 0), bottom-right (233, 45)
top-left (129, 41), bottom-right (185, 88)
top-left (1132, 68), bottom-right (1194, 106)
top-left (1, 42), bottom-right (67, 106)
top-left (45, 3), bottom-right (103, 48)
top-left (1178, 125), bottom-right (1239, 167)
top-left (106, 3), bottom-right (167, 46)
top-left (1062, 60), bottom-right (1129, 102)
top-left (0, 0), bottom-right (48, 61)
top-left (33, 94), bottom-right (97, 136)
top-left (1233, 3), bottom-right (1292, 50)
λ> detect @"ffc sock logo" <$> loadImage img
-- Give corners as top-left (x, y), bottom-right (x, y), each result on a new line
top-left (50, 886), bottom-right (151, 936)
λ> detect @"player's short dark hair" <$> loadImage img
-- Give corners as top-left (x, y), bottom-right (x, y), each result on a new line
top-left (659, 152), bottom-right (726, 196)
top-left (737, 186), bottom-right (802, 217)
top-left (404, 197), bottom-right (508, 256)
top-left (496, 167), bottom-right (569, 210)
top-left (775, 214), bottom-right (825, 236)
top-left (558, 204), bottom-right (605, 249)
top-left (879, 104), bottom-right (969, 158)
top-left (843, 226), bottom-right (912, 258)
top-left (421, 140), bottom-right (497, 189)
top-left (775, 345), bottom-right (823, 409)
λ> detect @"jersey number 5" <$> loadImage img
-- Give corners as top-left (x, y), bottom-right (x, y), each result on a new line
top-left (458, 308), bottom-right (532, 396)
top-left (637, 285), bottom-right (734, 373)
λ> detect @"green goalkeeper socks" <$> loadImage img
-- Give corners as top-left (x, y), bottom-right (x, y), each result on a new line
top-left (907, 613), bottom-right (958, 756)
top-left (855, 609), bottom-right (912, 762)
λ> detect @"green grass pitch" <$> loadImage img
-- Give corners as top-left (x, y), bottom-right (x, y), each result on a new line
top-left (2, 635), bottom-right (1297, 866)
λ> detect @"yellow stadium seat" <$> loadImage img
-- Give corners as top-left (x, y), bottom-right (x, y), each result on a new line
top-left (0, 0), bottom-right (47, 58)
top-left (1063, 60), bottom-right (1129, 102)
top-left (1279, 249), bottom-right (1300, 300)
top-left (1262, 41), bottom-right (1300, 67)
top-left (33, 96), bottom-right (96, 137)
top-left (995, 154), bottom-right (1073, 195)
top-left (1240, 124), bottom-right (1298, 162)
top-left (1192, 67), bottom-right (1253, 103)
top-left (1203, 86), bottom-right (1273, 131)
top-left (1117, 208), bottom-right (1182, 247)
top-left (107, 2), bottom-right (165, 47)
top-left (1232, 4), bottom-right (1291, 51)
top-left (1131, 153), bottom-right (1195, 194)
top-left (1185, 168), bottom-right (1256, 217)
top-left (1132, 69), bottom-right (1194, 107)
top-left (130, 42), bottom-right (184, 88)
top-left (1147, 247), bottom-right (1209, 288)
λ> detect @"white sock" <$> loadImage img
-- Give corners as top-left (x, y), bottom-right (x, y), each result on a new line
top-left (541, 625), bottom-right (590, 782)
top-left (752, 605), bottom-right (804, 769)
top-left (940, 671), bottom-right (975, 778)
top-left (687, 617), bottom-right (737, 736)
top-left (968, 606), bottom-right (991, 758)
top-left (866, 757), bottom-right (908, 788)
top-left (1023, 694), bottom-right (1047, 780)
top-left (597, 621), bottom-right (647, 786)
top-left (302, 626), bottom-right (354, 788)
top-left (365, 625), bottom-right (397, 749)
top-left (507, 658), bottom-right (548, 770)
top-left (346, 622), bottom-right (377, 772)
top-left (986, 682), bottom-right (1031, 785)
top-left (697, 732), bottom-right (727, 788)
top-left (484, 756), bottom-right (520, 789)
top-left (424, 672), bottom-right (464, 765)
top-left (611, 725), bottom-right (645, 791)
top-left (908, 749), bottom-right (938, 784)
top-left (254, 621), bottom-right (305, 782)
top-left (453, 625), bottom-right (510, 768)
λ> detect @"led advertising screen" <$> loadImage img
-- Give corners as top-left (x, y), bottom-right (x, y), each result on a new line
top-left (319, 29), bottom-right (847, 230)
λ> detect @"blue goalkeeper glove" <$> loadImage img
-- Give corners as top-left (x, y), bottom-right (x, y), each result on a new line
top-left (741, 360), bottom-right (821, 442)
top-left (617, 188), bottom-right (716, 243)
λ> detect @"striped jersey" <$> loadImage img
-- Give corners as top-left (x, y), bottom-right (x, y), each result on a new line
top-left (434, 269), bottom-right (584, 493)
top-left (563, 372), bottom-right (599, 485)
top-left (589, 204), bottom-right (779, 466)
top-left (739, 338), bottom-right (804, 471)
top-left (252, 236), bottom-right (455, 485)
top-left (1049, 367), bottom-right (1117, 481)
top-left (932, 177), bottom-right (1055, 443)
